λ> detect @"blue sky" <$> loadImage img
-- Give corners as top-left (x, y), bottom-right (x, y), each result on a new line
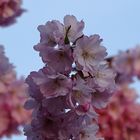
top-left (0, 0), bottom-right (140, 139)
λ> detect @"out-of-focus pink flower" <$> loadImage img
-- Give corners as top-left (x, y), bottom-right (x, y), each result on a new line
top-left (0, 0), bottom-right (24, 27)
top-left (112, 46), bottom-right (140, 83)
top-left (113, 51), bottom-right (134, 75)
top-left (98, 85), bottom-right (140, 140)
top-left (0, 45), bottom-right (30, 138)
top-left (88, 64), bottom-right (116, 93)
top-left (0, 104), bottom-right (10, 137)
top-left (78, 123), bottom-right (99, 140)
top-left (91, 91), bottom-right (112, 109)
top-left (133, 46), bottom-right (140, 77)
top-left (97, 46), bottom-right (140, 139)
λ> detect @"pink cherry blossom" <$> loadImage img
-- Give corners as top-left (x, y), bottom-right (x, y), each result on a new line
top-left (70, 76), bottom-right (92, 106)
top-left (24, 15), bottom-right (116, 140)
top-left (91, 64), bottom-right (116, 92)
top-left (35, 45), bottom-right (73, 74)
top-left (111, 46), bottom-right (140, 83)
top-left (36, 15), bottom-right (84, 49)
top-left (31, 70), bottom-right (72, 99)
top-left (133, 46), bottom-right (140, 77)
top-left (0, 45), bottom-right (30, 138)
top-left (37, 20), bottom-right (64, 47)
top-left (64, 15), bottom-right (84, 43)
top-left (98, 85), bottom-right (140, 140)
top-left (73, 35), bottom-right (107, 72)
top-left (0, 0), bottom-right (24, 27)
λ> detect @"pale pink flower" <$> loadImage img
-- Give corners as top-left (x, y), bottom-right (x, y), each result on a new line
top-left (112, 50), bottom-right (134, 75)
top-left (0, 45), bottom-right (30, 138)
top-left (64, 15), bottom-right (84, 43)
top-left (35, 45), bottom-right (73, 74)
top-left (37, 20), bottom-right (64, 47)
top-left (98, 85), bottom-right (140, 140)
top-left (32, 70), bottom-right (72, 99)
top-left (24, 15), bottom-right (116, 140)
top-left (0, 0), bottom-right (24, 27)
top-left (71, 76), bottom-right (92, 105)
top-left (73, 35), bottom-right (107, 72)
top-left (91, 91), bottom-right (112, 109)
top-left (78, 123), bottom-right (99, 140)
top-left (133, 46), bottom-right (140, 77)
top-left (92, 64), bottom-right (116, 92)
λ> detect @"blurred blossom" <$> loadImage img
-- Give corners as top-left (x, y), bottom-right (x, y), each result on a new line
top-left (98, 85), bottom-right (140, 140)
top-left (24, 15), bottom-right (116, 140)
top-left (97, 46), bottom-right (140, 140)
top-left (0, 0), bottom-right (24, 27)
top-left (132, 46), bottom-right (140, 78)
top-left (112, 46), bottom-right (140, 84)
top-left (0, 45), bottom-right (30, 138)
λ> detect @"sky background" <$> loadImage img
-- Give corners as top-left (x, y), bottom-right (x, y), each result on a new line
top-left (0, 0), bottom-right (140, 139)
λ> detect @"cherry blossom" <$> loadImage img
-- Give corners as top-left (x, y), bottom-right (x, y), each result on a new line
top-left (98, 85), bottom-right (140, 140)
top-left (73, 35), bottom-right (107, 72)
top-left (0, 0), bottom-right (24, 27)
top-left (0, 45), bottom-right (30, 138)
top-left (97, 46), bottom-right (140, 140)
top-left (24, 15), bottom-right (116, 140)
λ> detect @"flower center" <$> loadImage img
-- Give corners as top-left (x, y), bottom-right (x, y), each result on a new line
top-left (82, 51), bottom-right (89, 59)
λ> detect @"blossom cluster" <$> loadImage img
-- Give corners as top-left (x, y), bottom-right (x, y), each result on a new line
top-left (24, 15), bottom-right (116, 140)
top-left (0, 0), bottom-right (24, 27)
top-left (97, 46), bottom-right (140, 140)
top-left (98, 85), bottom-right (140, 140)
top-left (0, 45), bottom-right (30, 138)
top-left (112, 46), bottom-right (140, 84)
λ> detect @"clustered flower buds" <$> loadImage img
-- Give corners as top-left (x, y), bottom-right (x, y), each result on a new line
top-left (0, 0), bottom-right (24, 27)
top-left (0, 45), bottom-right (30, 138)
top-left (24, 15), bottom-right (116, 140)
